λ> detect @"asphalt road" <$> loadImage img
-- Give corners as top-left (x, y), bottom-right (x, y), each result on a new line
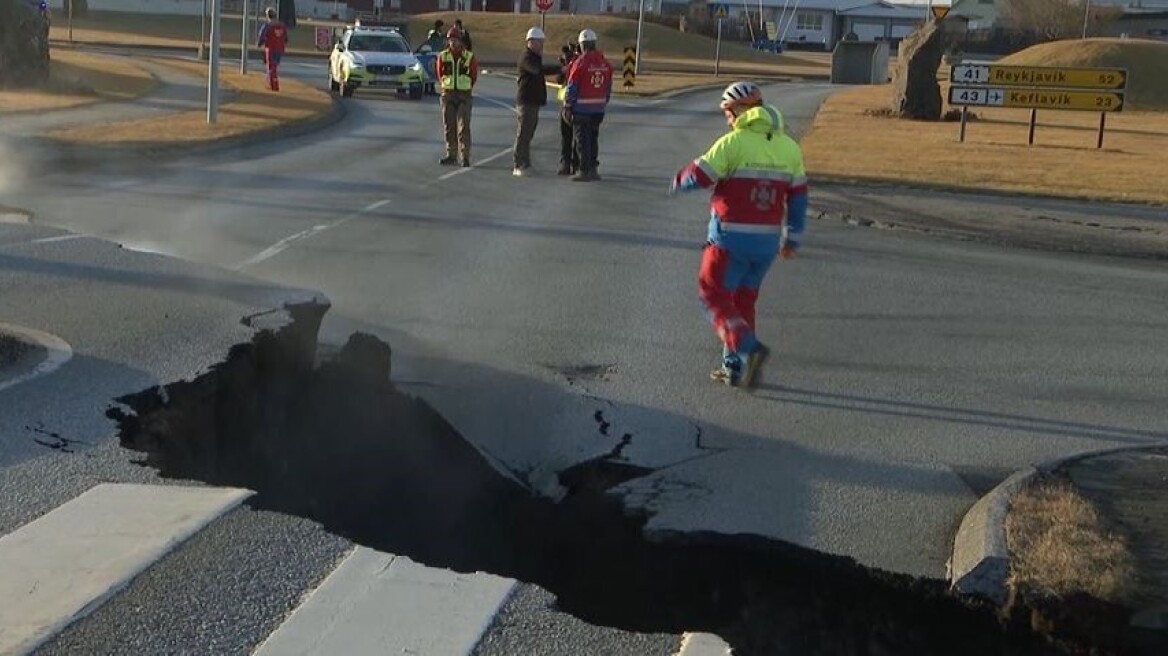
top-left (3, 55), bottom-right (1167, 652)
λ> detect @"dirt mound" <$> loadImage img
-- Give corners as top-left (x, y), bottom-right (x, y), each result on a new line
top-left (998, 38), bottom-right (1168, 111)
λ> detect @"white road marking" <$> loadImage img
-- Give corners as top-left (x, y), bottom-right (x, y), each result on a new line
top-left (0, 323), bottom-right (73, 393)
top-left (235, 199), bottom-right (391, 270)
top-left (438, 147), bottom-right (515, 181)
top-left (675, 632), bottom-right (734, 655)
top-left (252, 547), bottom-right (515, 656)
top-left (25, 234), bottom-right (84, 245)
top-left (475, 94), bottom-right (520, 115)
top-left (0, 483), bottom-right (254, 655)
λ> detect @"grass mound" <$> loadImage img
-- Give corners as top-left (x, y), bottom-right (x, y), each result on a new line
top-left (408, 12), bottom-right (804, 67)
top-left (998, 38), bottom-right (1168, 111)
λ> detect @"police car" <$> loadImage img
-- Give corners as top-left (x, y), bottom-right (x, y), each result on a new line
top-left (328, 19), bottom-right (426, 100)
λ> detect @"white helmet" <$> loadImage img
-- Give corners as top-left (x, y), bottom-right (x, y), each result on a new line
top-left (525, 27), bottom-right (546, 41)
top-left (720, 81), bottom-right (762, 109)
top-left (578, 29), bottom-right (598, 44)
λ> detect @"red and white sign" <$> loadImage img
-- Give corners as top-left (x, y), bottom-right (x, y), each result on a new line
top-left (535, 0), bottom-right (554, 12)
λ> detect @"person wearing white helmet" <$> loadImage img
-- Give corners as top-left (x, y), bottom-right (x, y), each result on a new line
top-left (719, 80), bottom-right (784, 132)
top-left (668, 81), bottom-right (808, 389)
top-left (512, 26), bottom-right (564, 177)
top-left (563, 28), bottom-right (613, 181)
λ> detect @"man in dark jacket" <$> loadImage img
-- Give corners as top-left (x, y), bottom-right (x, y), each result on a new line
top-left (512, 26), bottom-right (562, 177)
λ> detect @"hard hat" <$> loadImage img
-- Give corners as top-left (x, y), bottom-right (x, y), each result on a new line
top-left (525, 27), bottom-right (546, 41)
top-left (446, 27), bottom-right (462, 39)
top-left (719, 81), bottom-right (762, 110)
top-left (578, 29), bottom-right (598, 44)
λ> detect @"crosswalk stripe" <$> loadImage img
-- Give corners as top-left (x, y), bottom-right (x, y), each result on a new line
top-left (676, 632), bottom-right (734, 655)
top-left (0, 483), bottom-right (254, 656)
top-left (252, 547), bottom-right (516, 656)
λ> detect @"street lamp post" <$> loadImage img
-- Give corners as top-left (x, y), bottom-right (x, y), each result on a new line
top-left (1081, 0), bottom-right (1092, 39)
top-left (240, 0), bottom-right (249, 74)
top-left (634, 0), bottom-right (645, 76)
top-left (199, 0), bottom-right (208, 60)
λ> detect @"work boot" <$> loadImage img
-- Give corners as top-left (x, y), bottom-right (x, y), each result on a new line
top-left (460, 159), bottom-right (471, 168)
top-left (557, 163), bottom-right (573, 176)
top-left (439, 155), bottom-right (457, 166)
top-left (740, 343), bottom-right (770, 389)
top-left (710, 364), bottom-right (741, 387)
top-left (572, 170), bottom-right (591, 182)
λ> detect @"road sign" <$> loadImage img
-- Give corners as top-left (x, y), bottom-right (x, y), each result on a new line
top-left (622, 46), bottom-right (636, 88)
top-left (949, 64), bottom-right (1127, 90)
top-left (535, 0), bottom-right (553, 12)
top-left (931, 6), bottom-right (950, 20)
top-left (712, 3), bottom-right (729, 19)
top-left (949, 86), bottom-right (1125, 112)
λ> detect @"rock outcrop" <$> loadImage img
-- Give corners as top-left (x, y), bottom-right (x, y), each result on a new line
top-left (891, 19), bottom-right (946, 120)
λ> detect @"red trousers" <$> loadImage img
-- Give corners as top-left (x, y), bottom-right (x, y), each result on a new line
top-left (264, 49), bottom-right (283, 91)
top-left (698, 243), bottom-right (774, 357)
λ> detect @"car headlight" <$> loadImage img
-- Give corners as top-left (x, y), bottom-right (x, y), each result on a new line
top-left (410, 62), bottom-right (423, 72)
top-left (350, 62), bottom-right (365, 69)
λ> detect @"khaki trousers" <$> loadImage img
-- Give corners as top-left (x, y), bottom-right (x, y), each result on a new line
top-left (441, 90), bottom-right (473, 162)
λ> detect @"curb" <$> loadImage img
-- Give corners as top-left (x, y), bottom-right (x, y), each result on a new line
top-left (31, 91), bottom-right (347, 173)
top-left (811, 175), bottom-right (1168, 210)
top-left (0, 323), bottom-right (74, 394)
top-left (948, 443), bottom-right (1168, 607)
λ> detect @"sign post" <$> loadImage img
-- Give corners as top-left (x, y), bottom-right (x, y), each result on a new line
top-left (207, 0), bottom-right (221, 124)
top-left (947, 63), bottom-right (1126, 148)
top-left (623, 47), bottom-right (636, 89)
top-left (535, 0), bottom-right (553, 30)
top-left (715, 18), bottom-right (723, 77)
top-left (634, 0), bottom-right (646, 76)
top-left (712, 3), bottom-right (729, 75)
top-left (240, 0), bottom-right (249, 75)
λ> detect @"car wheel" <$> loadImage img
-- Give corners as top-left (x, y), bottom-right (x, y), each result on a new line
top-left (342, 84), bottom-right (355, 98)
top-left (409, 86), bottom-right (423, 100)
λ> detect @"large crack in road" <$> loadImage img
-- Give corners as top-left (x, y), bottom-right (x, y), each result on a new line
top-left (107, 302), bottom-right (1165, 655)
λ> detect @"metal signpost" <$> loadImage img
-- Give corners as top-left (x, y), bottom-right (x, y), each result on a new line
top-left (948, 63), bottom-right (1127, 148)
top-left (712, 3), bottom-right (729, 76)
top-left (207, 0), bottom-right (221, 124)
top-left (634, 0), bottom-right (646, 76)
top-left (535, 0), bottom-right (553, 31)
top-left (240, 0), bottom-right (249, 75)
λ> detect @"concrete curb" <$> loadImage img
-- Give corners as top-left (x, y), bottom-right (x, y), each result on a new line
top-left (32, 91), bottom-right (347, 173)
top-left (948, 443), bottom-right (1168, 607)
top-left (811, 175), bottom-right (1168, 210)
top-left (0, 323), bottom-right (74, 394)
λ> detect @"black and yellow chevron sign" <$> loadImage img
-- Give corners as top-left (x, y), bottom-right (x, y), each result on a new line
top-left (623, 46), bottom-right (636, 88)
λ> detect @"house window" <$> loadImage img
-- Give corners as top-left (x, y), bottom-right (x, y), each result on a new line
top-left (796, 13), bottom-right (824, 31)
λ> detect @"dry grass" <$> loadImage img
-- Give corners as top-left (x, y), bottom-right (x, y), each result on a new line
top-left (0, 49), bottom-right (156, 113)
top-left (410, 12), bottom-right (827, 77)
top-left (47, 58), bottom-right (333, 146)
top-left (998, 38), bottom-right (1168, 111)
top-left (800, 83), bottom-right (1168, 204)
top-left (48, 10), bottom-right (333, 53)
top-left (1005, 475), bottom-right (1137, 604)
top-left (610, 72), bottom-right (787, 97)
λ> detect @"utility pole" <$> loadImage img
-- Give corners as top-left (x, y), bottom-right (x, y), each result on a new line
top-left (1081, 0), bottom-right (1092, 39)
top-left (208, 0), bottom-right (221, 124)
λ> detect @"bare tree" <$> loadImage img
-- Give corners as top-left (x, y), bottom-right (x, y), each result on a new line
top-left (1002, 0), bottom-right (1122, 41)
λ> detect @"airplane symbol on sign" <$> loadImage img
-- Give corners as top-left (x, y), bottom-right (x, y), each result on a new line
top-left (989, 91), bottom-right (1003, 103)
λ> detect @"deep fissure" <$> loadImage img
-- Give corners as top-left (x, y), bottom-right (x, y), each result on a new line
top-left (107, 303), bottom-right (1165, 655)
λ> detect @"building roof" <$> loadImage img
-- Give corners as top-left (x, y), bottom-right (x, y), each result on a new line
top-left (839, 1), bottom-right (931, 19)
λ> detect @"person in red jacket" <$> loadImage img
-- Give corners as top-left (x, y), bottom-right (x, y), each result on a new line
top-left (257, 7), bottom-right (288, 92)
top-left (563, 29), bottom-right (613, 182)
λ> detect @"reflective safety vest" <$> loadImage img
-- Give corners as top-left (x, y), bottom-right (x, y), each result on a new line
top-left (440, 50), bottom-right (474, 92)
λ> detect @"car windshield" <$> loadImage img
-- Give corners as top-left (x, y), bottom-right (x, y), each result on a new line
top-left (348, 34), bottom-right (408, 53)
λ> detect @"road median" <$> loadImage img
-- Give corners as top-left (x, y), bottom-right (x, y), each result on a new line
top-left (43, 57), bottom-right (341, 155)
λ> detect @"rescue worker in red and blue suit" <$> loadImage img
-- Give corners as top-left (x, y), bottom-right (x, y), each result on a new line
top-left (669, 81), bottom-right (808, 389)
